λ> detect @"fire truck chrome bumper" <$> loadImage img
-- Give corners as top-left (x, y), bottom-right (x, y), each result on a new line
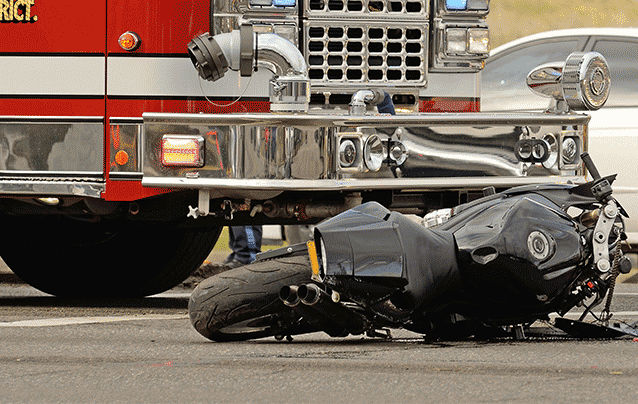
top-left (0, 179), bottom-right (104, 198)
top-left (141, 176), bottom-right (584, 193)
top-left (142, 111), bottom-right (590, 193)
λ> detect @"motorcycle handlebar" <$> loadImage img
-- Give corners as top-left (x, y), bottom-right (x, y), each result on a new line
top-left (581, 152), bottom-right (601, 181)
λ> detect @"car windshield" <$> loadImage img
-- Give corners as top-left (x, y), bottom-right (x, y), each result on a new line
top-left (482, 35), bottom-right (638, 111)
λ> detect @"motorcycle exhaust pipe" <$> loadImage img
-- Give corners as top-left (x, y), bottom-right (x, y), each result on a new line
top-left (296, 284), bottom-right (370, 335)
top-left (280, 285), bottom-right (301, 307)
top-left (280, 285), bottom-right (349, 337)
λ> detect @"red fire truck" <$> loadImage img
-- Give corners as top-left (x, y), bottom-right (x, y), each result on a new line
top-left (0, 0), bottom-right (609, 297)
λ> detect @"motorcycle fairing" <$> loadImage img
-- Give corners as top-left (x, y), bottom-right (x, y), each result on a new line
top-left (453, 193), bottom-right (584, 314)
top-left (315, 202), bottom-right (460, 310)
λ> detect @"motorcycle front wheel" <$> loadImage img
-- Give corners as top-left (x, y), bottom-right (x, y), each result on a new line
top-left (188, 253), bottom-right (313, 342)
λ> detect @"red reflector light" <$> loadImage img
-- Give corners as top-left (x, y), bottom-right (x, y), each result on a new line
top-left (161, 136), bottom-right (205, 167)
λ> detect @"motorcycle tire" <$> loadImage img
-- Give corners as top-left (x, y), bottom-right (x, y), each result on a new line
top-left (188, 253), bottom-right (313, 342)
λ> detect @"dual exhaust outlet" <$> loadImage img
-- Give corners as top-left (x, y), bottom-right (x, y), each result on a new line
top-left (280, 284), bottom-right (370, 337)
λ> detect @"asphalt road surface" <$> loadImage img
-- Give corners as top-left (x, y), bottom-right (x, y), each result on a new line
top-left (1, 282), bottom-right (638, 404)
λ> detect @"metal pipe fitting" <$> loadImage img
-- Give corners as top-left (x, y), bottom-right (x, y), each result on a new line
top-left (188, 25), bottom-right (309, 113)
top-left (349, 89), bottom-right (396, 115)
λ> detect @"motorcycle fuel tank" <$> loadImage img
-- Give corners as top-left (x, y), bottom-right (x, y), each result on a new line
top-left (452, 193), bottom-right (584, 309)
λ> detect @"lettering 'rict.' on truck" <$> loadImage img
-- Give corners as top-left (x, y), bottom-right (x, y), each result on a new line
top-left (0, 0), bottom-right (610, 297)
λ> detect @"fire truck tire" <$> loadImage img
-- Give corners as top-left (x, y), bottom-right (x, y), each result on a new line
top-left (189, 253), bottom-right (313, 342)
top-left (0, 215), bottom-right (222, 297)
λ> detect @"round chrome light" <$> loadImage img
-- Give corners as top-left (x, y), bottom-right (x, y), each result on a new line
top-left (532, 141), bottom-right (548, 161)
top-left (389, 141), bottom-right (408, 165)
top-left (562, 137), bottom-right (578, 164)
top-left (339, 139), bottom-right (357, 167)
top-left (562, 52), bottom-right (611, 111)
top-left (542, 134), bottom-right (558, 169)
top-left (517, 142), bottom-right (532, 160)
top-left (363, 135), bottom-right (386, 172)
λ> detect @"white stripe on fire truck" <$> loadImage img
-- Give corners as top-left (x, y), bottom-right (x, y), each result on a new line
top-left (106, 56), bottom-right (271, 98)
top-left (424, 72), bottom-right (480, 98)
top-left (0, 56), bottom-right (105, 96)
top-left (0, 54), bottom-right (482, 99)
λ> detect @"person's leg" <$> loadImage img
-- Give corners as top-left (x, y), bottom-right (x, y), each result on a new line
top-left (227, 225), bottom-right (263, 265)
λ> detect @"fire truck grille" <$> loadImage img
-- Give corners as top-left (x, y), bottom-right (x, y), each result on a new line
top-left (305, 0), bottom-right (428, 16)
top-left (304, 22), bottom-right (428, 87)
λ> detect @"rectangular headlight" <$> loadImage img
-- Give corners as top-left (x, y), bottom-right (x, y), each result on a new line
top-left (160, 135), bottom-right (205, 168)
top-left (468, 28), bottom-right (490, 54)
top-left (446, 28), bottom-right (467, 53)
top-left (467, 0), bottom-right (489, 11)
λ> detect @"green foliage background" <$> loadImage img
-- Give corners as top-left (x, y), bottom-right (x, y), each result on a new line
top-left (488, 0), bottom-right (638, 47)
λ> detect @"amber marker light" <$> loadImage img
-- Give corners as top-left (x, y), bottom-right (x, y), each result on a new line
top-left (118, 31), bottom-right (141, 51)
top-left (115, 150), bottom-right (129, 166)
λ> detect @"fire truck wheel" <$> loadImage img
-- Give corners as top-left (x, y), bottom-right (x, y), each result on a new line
top-left (189, 253), bottom-right (314, 342)
top-left (0, 215), bottom-right (222, 297)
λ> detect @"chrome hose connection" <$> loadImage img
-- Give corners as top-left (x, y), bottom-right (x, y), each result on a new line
top-left (349, 90), bottom-right (396, 116)
top-left (188, 24), bottom-right (309, 113)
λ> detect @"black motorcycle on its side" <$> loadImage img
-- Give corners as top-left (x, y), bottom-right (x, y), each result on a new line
top-left (188, 153), bottom-right (636, 342)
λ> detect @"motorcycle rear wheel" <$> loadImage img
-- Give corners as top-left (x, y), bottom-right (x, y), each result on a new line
top-left (189, 253), bottom-right (313, 342)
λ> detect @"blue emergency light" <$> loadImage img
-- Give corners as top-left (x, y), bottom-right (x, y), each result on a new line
top-left (446, 0), bottom-right (467, 10)
top-left (273, 0), bottom-right (296, 7)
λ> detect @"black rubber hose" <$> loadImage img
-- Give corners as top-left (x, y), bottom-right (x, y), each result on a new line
top-left (377, 91), bottom-right (396, 115)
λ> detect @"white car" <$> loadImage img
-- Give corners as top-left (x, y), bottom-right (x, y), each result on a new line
top-left (482, 28), bottom-right (638, 246)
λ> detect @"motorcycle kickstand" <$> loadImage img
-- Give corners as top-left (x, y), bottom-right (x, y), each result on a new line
top-left (366, 328), bottom-right (393, 340)
top-left (510, 324), bottom-right (526, 340)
